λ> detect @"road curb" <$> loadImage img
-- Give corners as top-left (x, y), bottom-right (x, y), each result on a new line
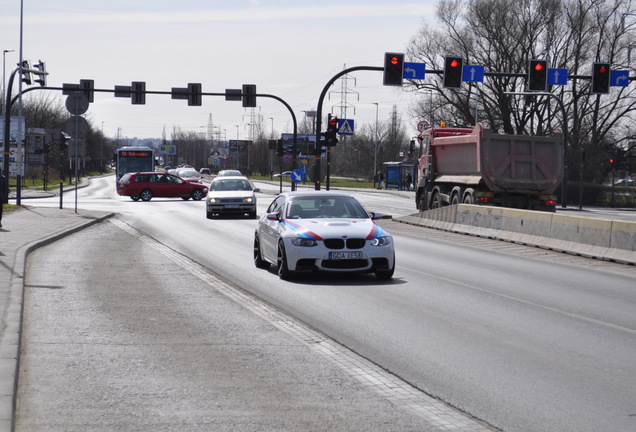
top-left (0, 210), bottom-right (114, 432)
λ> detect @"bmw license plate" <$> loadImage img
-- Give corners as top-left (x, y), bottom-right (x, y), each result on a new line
top-left (329, 251), bottom-right (363, 260)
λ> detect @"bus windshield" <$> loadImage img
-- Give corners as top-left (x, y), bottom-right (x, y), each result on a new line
top-left (115, 147), bottom-right (155, 181)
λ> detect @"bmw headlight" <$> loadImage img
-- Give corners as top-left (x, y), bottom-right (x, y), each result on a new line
top-left (370, 236), bottom-right (391, 246)
top-left (291, 237), bottom-right (318, 247)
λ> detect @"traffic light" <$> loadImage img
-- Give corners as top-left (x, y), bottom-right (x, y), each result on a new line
top-left (528, 59), bottom-right (548, 91)
top-left (609, 157), bottom-right (616, 171)
top-left (443, 56), bottom-right (463, 89)
top-left (242, 84), bottom-right (257, 108)
top-left (188, 83), bottom-right (202, 106)
top-left (383, 52), bottom-right (404, 86)
top-left (276, 139), bottom-right (284, 157)
top-left (592, 62), bottom-right (611, 94)
top-left (21, 60), bottom-right (33, 85)
top-left (59, 132), bottom-right (71, 152)
top-left (33, 60), bottom-right (47, 87)
top-left (80, 79), bottom-right (94, 103)
top-left (408, 139), bottom-right (415, 158)
top-left (325, 115), bottom-right (339, 146)
top-left (131, 81), bottom-right (146, 105)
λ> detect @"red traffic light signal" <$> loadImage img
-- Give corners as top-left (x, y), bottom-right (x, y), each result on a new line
top-left (528, 59), bottom-right (548, 91)
top-left (324, 115), bottom-right (339, 146)
top-left (383, 52), bottom-right (404, 86)
top-left (443, 56), bottom-right (463, 89)
top-left (592, 62), bottom-right (610, 94)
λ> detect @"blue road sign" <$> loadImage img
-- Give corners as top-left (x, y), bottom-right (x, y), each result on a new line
top-left (404, 62), bottom-right (425, 80)
top-left (291, 169), bottom-right (305, 183)
top-left (337, 119), bottom-right (354, 135)
top-left (611, 70), bottom-right (629, 87)
top-left (548, 68), bottom-right (568, 85)
top-left (463, 65), bottom-right (485, 82)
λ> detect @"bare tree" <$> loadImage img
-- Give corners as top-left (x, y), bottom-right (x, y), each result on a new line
top-left (406, 0), bottom-right (636, 185)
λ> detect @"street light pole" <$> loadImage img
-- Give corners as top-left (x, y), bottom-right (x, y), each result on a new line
top-left (16, 0), bottom-right (25, 205)
top-left (235, 125), bottom-right (239, 170)
top-left (373, 102), bottom-right (379, 188)
top-left (100, 121), bottom-right (104, 174)
top-left (2, 49), bottom-right (14, 117)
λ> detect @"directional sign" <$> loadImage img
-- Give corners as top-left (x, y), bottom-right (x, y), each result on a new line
top-left (338, 119), bottom-right (354, 135)
top-left (548, 68), bottom-right (568, 86)
top-left (291, 169), bottom-right (305, 183)
top-left (611, 70), bottom-right (629, 87)
top-left (463, 65), bottom-right (485, 82)
top-left (403, 62), bottom-right (425, 80)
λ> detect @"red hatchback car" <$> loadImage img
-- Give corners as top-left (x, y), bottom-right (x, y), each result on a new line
top-left (117, 172), bottom-right (208, 201)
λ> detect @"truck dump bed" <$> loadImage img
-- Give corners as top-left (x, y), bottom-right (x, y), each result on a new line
top-left (432, 124), bottom-right (563, 194)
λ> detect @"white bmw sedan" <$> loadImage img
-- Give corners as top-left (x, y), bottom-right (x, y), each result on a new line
top-left (254, 191), bottom-right (395, 280)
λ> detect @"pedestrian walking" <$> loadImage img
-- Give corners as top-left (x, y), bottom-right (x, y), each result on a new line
top-left (0, 169), bottom-right (8, 228)
top-left (377, 172), bottom-right (385, 190)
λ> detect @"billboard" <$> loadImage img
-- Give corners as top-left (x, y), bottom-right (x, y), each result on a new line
top-left (0, 116), bottom-right (27, 176)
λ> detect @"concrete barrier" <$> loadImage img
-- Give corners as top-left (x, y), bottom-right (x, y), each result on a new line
top-left (396, 204), bottom-right (636, 265)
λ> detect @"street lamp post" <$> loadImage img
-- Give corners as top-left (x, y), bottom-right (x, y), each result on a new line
top-left (235, 125), bottom-right (239, 170)
top-left (373, 103), bottom-right (379, 188)
top-left (2, 49), bottom-right (14, 116)
top-left (100, 121), bottom-right (104, 174)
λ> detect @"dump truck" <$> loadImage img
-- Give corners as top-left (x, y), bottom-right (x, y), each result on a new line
top-left (415, 123), bottom-right (563, 212)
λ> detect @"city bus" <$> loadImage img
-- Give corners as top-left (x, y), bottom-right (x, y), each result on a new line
top-left (114, 146), bottom-right (156, 182)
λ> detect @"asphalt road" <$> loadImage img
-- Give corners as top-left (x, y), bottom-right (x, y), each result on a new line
top-left (17, 221), bottom-right (454, 432)
top-left (19, 174), bottom-right (636, 432)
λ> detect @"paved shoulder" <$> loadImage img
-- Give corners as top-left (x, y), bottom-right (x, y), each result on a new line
top-left (0, 207), bottom-right (113, 431)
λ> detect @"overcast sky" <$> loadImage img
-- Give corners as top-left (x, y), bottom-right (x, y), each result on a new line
top-left (2, 0), bottom-right (437, 140)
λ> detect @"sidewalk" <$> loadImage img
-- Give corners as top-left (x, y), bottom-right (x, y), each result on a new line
top-left (0, 206), bottom-right (114, 431)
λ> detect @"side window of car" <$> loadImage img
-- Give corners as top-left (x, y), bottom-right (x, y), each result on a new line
top-left (267, 196), bottom-right (285, 214)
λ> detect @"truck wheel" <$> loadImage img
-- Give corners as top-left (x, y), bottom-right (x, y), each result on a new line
top-left (418, 191), bottom-right (429, 211)
top-left (431, 192), bottom-right (441, 209)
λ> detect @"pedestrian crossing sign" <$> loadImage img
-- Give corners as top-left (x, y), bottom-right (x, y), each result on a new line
top-left (337, 119), bottom-right (354, 135)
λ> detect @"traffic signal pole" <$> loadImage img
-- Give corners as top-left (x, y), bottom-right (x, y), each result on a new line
top-left (14, 85), bottom-right (299, 190)
top-left (314, 66), bottom-right (382, 190)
